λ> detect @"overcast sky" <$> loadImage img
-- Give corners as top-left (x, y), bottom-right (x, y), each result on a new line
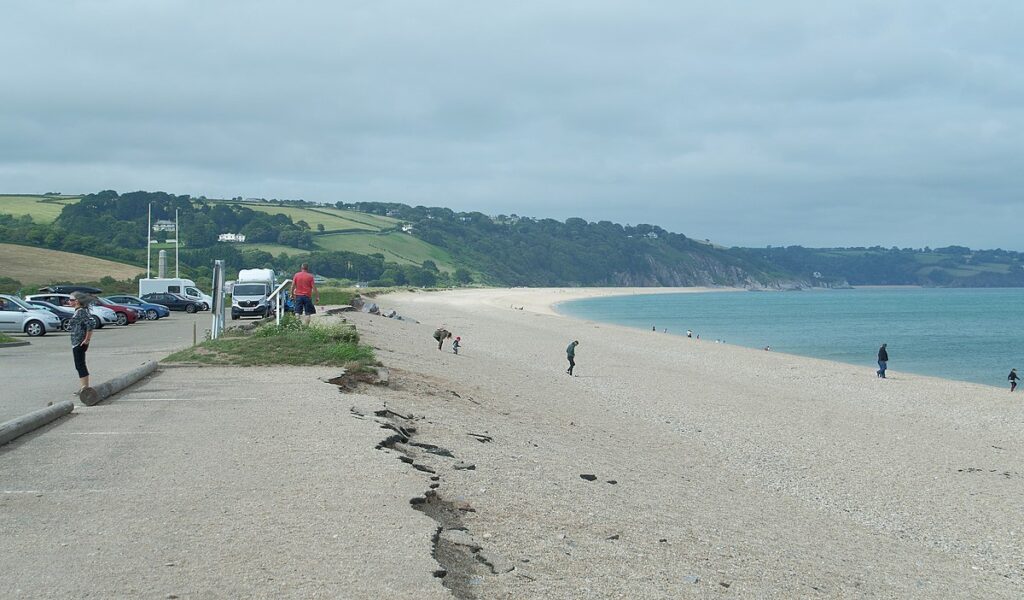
top-left (3, 1), bottom-right (1022, 249)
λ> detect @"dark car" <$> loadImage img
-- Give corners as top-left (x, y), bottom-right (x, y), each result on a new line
top-left (25, 299), bottom-right (75, 331)
top-left (141, 292), bottom-right (204, 313)
top-left (37, 285), bottom-right (103, 294)
top-left (105, 295), bottom-right (171, 320)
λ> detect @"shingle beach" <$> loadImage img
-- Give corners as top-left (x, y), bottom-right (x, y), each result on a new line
top-left (347, 287), bottom-right (1023, 598)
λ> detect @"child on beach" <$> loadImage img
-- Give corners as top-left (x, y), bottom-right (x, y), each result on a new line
top-left (452, 337), bottom-right (461, 355)
top-left (1010, 368), bottom-right (1019, 392)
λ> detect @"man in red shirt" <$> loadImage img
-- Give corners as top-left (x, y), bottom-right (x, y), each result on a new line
top-left (289, 263), bottom-right (320, 324)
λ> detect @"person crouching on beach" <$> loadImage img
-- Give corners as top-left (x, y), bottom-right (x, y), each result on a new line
top-left (452, 336), bottom-right (461, 355)
top-left (877, 343), bottom-right (889, 378)
top-left (566, 340), bottom-right (579, 376)
top-left (433, 328), bottom-right (452, 350)
top-left (1010, 368), bottom-right (1019, 392)
top-left (68, 292), bottom-right (96, 394)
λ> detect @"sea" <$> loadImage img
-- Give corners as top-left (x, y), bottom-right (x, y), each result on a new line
top-left (557, 287), bottom-right (1024, 388)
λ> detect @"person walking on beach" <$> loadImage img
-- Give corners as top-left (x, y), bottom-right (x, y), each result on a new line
top-left (452, 336), bottom-right (461, 355)
top-left (566, 340), bottom-right (579, 376)
top-left (1009, 368), bottom-right (1019, 392)
top-left (289, 263), bottom-right (320, 325)
top-left (68, 292), bottom-right (95, 394)
top-left (433, 328), bottom-right (452, 350)
top-left (877, 343), bottom-right (889, 378)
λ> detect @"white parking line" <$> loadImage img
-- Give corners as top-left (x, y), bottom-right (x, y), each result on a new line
top-left (63, 432), bottom-right (164, 435)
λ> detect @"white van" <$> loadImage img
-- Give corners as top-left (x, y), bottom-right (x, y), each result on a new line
top-left (138, 278), bottom-right (212, 310)
top-left (231, 268), bottom-right (276, 320)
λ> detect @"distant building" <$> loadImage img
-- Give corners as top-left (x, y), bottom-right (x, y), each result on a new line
top-left (644, 232), bottom-right (659, 239)
top-left (401, 224), bottom-right (415, 233)
top-left (218, 233), bottom-right (247, 243)
top-left (153, 219), bottom-right (176, 232)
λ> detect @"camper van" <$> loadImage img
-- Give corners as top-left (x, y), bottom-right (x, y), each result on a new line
top-left (231, 269), bottom-right (277, 320)
top-left (138, 278), bottom-right (212, 310)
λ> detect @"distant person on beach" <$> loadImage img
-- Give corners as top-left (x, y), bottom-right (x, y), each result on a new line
top-left (686, 329), bottom-right (692, 338)
top-left (566, 340), bottom-right (579, 376)
top-left (452, 336), bottom-right (461, 355)
top-left (289, 263), bottom-right (319, 325)
top-left (68, 292), bottom-right (96, 394)
top-left (877, 343), bottom-right (889, 378)
top-left (652, 325), bottom-right (656, 332)
top-left (1009, 368), bottom-right (1019, 392)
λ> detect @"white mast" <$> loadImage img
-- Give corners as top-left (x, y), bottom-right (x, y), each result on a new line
top-left (146, 202), bottom-right (152, 278)
top-left (175, 208), bottom-right (180, 278)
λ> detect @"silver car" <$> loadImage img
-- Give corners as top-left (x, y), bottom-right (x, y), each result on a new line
top-left (24, 293), bottom-right (118, 328)
top-left (0, 294), bottom-right (63, 337)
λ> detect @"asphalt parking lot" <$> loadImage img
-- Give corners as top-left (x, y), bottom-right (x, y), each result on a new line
top-left (0, 312), bottom-right (214, 423)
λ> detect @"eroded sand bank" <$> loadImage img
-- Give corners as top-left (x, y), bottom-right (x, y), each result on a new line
top-left (344, 287), bottom-right (1023, 598)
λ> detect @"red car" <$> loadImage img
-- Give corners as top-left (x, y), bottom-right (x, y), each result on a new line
top-left (95, 297), bottom-right (140, 325)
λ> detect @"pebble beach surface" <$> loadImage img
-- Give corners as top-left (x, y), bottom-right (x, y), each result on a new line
top-left (345, 287), bottom-right (1023, 599)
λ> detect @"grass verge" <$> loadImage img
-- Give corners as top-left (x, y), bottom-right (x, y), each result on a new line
top-left (163, 314), bottom-right (376, 367)
top-left (0, 332), bottom-right (16, 343)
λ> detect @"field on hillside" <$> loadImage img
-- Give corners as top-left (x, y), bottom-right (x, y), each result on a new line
top-left (0, 243), bottom-right (142, 285)
top-left (315, 232), bottom-right (455, 270)
top-left (0, 195), bottom-right (79, 223)
top-left (238, 243), bottom-right (309, 256)
top-left (210, 201), bottom-right (400, 232)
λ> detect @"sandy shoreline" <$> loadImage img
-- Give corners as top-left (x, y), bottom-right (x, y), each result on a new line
top-left (345, 288), bottom-right (1024, 598)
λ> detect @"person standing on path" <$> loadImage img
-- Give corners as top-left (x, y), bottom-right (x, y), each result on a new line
top-left (289, 263), bottom-right (320, 325)
top-left (566, 340), bottom-right (579, 376)
top-left (1009, 368), bottom-right (1019, 392)
top-left (877, 343), bottom-right (889, 378)
top-left (433, 328), bottom-right (452, 350)
top-left (68, 292), bottom-right (95, 393)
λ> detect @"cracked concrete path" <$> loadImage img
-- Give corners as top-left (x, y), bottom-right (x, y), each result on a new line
top-left (0, 366), bottom-right (448, 600)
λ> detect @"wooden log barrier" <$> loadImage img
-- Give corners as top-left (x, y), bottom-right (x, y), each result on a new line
top-left (79, 361), bottom-right (159, 406)
top-left (0, 401), bottom-right (74, 446)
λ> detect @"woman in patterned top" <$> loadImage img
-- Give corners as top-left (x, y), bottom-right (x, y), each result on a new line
top-left (68, 291), bottom-right (96, 393)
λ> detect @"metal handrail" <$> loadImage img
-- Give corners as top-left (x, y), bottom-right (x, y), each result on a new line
top-left (269, 279), bottom-right (291, 325)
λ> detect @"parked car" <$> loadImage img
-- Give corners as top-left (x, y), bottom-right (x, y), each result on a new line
top-left (141, 292), bottom-right (204, 313)
top-left (37, 285), bottom-right (103, 294)
top-left (24, 293), bottom-right (117, 328)
top-left (94, 297), bottom-right (140, 326)
top-left (25, 299), bottom-right (75, 331)
top-left (104, 295), bottom-right (171, 320)
top-left (0, 294), bottom-right (63, 337)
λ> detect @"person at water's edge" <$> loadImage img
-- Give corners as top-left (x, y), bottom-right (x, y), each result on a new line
top-left (566, 340), bottom-right (579, 376)
top-left (68, 292), bottom-right (95, 393)
top-left (877, 343), bottom-right (889, 378)
top-left (433, 328), bottom-right (452, 350)
top-left (1009, 368), bottom-right (1019, 392)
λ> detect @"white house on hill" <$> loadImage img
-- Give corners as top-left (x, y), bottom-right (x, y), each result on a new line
top-left (218, 233), bottom-right (247, 243)
top-left (153, 219), bottom-right (176, 232)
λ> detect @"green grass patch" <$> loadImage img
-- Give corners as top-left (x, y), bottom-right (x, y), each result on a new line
top-left (0, 195), bottom-right (80, 223)
top-left (163, 314), bottom-right (375, 367)
top-left (0, 332), bottom-right (16, 343)
top-left (315, 232), bottom-right (456, 270)
top-left (237, 243), bottom-right (309, 256)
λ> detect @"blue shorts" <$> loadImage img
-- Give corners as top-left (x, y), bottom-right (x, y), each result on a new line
top-left (294, 295), bottom-right (316, 315)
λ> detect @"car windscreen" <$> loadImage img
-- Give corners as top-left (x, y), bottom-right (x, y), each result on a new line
top-left (6, 296), bottom-right (34, 310)
top-left (232, 284), bottom-right (267, 296)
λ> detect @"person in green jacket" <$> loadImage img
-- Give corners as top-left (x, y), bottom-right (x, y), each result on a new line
top-left (566, 340), bottom-right (579, 376)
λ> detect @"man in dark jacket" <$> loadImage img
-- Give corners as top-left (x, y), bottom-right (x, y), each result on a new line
top-left (877, 343), bottom-right (889, 378)
top-left (566, 340), bottom-right (579, 376)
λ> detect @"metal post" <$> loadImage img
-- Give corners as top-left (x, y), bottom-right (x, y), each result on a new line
top-left (211, 260), bottom-right (225, 339)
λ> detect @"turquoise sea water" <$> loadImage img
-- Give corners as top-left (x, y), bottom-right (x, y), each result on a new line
top-left (558, 288), bottom-right (1024, 387)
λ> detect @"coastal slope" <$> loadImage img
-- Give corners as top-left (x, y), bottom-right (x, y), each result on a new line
top-left (348, 287), bottom-right (1023, 598)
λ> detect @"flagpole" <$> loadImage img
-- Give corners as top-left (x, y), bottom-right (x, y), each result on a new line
top-left (146, 203), bottom-right (152, 278)
top-left (175, 208), bottom-right (180, 278)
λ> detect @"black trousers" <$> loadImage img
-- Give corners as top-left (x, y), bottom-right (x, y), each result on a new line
top-left (567, 356), bottom-right (575, 374)
top-left (72, 345), bottom-right (89, 378)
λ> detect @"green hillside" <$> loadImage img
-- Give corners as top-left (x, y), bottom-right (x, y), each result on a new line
top-left (314, 231), bottom-right (456, 271)
top-left (0, 194), bottom-right (80, 223)
top-left (209, 200), bottom-right (400, 232)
